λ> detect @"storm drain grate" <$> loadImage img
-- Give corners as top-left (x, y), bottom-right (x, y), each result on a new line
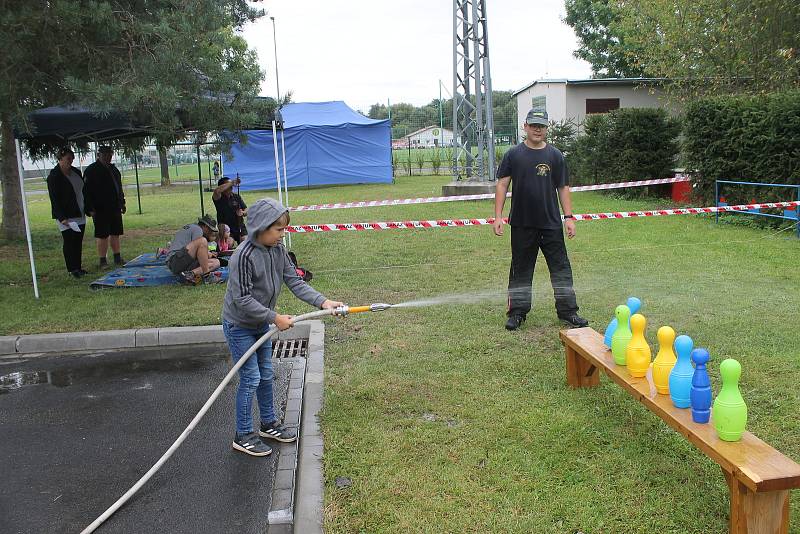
top-left (272, 338), bottom-right (308, 359)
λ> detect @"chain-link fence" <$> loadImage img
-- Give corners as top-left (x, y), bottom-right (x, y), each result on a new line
top-left (367, 88), bottom-right (520, 178)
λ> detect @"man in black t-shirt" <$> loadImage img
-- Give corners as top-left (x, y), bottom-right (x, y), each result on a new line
top-left (212, 176), bottom-right (248, 244)
top-left (493, 108), bottom-right (588, 331)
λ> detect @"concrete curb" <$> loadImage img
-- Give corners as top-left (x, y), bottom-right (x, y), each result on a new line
top-left (1, 325), bottom-right (228, 356)
top-left (288, 321), bottom-right (325, 534)
top-left (2, 323), bottom-right (319, 357)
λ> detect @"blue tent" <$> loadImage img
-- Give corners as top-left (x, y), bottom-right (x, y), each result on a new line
top-left (224, 101), bottom-right (392, 191)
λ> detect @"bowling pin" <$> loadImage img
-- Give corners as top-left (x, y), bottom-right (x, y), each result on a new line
top-left (610, 305), bottom-right (632, 366)
top-left (669, 335), bottom-right (694, 408)
top-left (690, 349), bottom-right (712, 423)
top-left (652, 326), bottom-right (677, 395)
top-left (625, 314), bottom-right (651, 377)
top-left (713, 359), bottom-right (747, 441)
top-left (604, 297), bottom-right (641, 347)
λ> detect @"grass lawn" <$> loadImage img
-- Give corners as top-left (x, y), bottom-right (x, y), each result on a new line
top-left (2, 175), bottom-right (799, 532)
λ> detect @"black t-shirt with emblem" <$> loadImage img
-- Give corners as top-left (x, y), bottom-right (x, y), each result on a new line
top-left (496, 142), bottom-right (568, 229)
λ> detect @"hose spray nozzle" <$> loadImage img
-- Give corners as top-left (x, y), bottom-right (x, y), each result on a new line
top-left (333, 303), bottom-right (393, 316)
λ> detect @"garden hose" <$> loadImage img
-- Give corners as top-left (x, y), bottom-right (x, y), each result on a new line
top-left (80, 303), bottom-right (392, 533)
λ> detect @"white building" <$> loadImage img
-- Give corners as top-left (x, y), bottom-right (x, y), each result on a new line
top-left (403, 126), bottom-right (454, 148)
top-left (512, 78), bottom-right (677, 138)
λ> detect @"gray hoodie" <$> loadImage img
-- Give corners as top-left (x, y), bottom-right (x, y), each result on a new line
top-left (222, 197), bottom-right (326, 329)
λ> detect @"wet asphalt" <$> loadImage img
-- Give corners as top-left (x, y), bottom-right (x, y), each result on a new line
top-left (0, 344), bottom-right (291, 534)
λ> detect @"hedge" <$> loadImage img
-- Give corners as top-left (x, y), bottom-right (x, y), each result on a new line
top-left (684, 91), bottom-right (800, 204)
top-left (570, 108), bottom-right (680, 191)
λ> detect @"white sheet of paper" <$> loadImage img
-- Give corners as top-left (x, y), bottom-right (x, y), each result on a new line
top-left (68, 221), bottom-right (81, 232)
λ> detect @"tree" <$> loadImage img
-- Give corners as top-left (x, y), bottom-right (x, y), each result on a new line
top-left (158, 146), bottom-right (171, 187)
top-left (564, 0), bottom-right (646, 78)
top-left (615, 0), bottom-right (800, 96)
top-left (0, 1), bottom-right (271, 240)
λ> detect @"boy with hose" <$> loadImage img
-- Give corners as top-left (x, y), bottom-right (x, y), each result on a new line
top-left (223, 198), bottom-right (343, 456)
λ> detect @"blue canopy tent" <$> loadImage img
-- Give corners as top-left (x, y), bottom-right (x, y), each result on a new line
top-left (223, 101), bottom-right (392, 192)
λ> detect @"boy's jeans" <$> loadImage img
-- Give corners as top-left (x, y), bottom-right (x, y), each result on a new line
top-left (223, 320), bottom-right (276, 435)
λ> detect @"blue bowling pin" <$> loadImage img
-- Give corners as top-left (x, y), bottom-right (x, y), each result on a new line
top-left (690, 348), bottom-right (712, 423)
top-left (669, 335), bottom-right (694, 408)
top-left (604, 297), bottom-right (642, 347)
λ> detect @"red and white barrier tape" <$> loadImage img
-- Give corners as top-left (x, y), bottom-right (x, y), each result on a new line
top-left (289, 176), bottom-right (690, 212)
top-left (287, 201), bottom-right (799, 233)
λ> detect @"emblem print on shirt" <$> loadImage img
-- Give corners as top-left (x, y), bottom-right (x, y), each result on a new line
top-left (536, 163), bottom-right (550, 176)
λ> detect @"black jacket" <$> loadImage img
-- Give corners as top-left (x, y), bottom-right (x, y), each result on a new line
top-left (83, 161), bottom-right (125, 214)
top-left (46, 165), bottom-right (84, 221)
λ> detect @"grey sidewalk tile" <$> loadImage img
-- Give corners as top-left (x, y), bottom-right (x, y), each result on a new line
top-left (0, 336), bottom-right (18, 355)
top-left (134, 328), bottom-right (159, 347)
top-left (16, 330), bottom-right (135, 353)
top-left (158, 325), bottom-right (224, 345)
top-left (284, 410), bottom-right (301, 426)
top-left (273, 469), bottom-right (295, 490)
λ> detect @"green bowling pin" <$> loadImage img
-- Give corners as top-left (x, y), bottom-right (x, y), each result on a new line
top-left (611, 305), bottom-right (632, 366)
top-left (712, 359), bottom-right (748, 442)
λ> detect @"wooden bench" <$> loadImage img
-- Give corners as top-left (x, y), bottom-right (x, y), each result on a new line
top-left (560, 327), bottom-right (800, 534)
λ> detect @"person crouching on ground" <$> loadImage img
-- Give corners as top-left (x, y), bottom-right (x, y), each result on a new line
top-left (165, 214), bottom-right (221, 285)
top-left (222, 198), bottom-right (343, 457)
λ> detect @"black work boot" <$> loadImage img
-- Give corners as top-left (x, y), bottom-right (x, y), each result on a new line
top-left (559, 313), bottom-right (589, 328)
top-left (505, 315), bottom-right (525, 331)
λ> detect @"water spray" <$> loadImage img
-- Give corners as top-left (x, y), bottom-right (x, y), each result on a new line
top-left (80, 303), bottom-right (393, 534)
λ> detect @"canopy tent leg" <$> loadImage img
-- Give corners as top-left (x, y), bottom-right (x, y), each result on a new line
top-left (271, 120), bottom-right (287, 247)
top-left (279, 126), bottom-right (291, 248)
top-left (15, 140), bottom-right (40, 299)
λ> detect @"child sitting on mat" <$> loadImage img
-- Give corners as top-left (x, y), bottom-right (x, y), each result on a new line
top-left (216, 223), bottom-right (236, 253)
top-left (222, 198), bottom-right (343, 457)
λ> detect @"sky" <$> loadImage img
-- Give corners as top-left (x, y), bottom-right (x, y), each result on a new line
top-left (242, 0), bottom-right (592, 113)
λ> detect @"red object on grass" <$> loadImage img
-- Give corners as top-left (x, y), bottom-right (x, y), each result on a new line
top-left (671, 180), bottom-right (692, 203)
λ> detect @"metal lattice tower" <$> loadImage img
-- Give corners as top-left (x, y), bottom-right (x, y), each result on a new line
top-left (452, 0), bottom-right (495, 181)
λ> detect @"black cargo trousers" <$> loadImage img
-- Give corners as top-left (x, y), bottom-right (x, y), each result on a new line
top-left (507, 225), bottom-right (579, 319)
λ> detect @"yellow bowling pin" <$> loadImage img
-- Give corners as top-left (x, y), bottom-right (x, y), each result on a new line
top-left (625, 314), bottom-right (651, 378)
top-left (652, 326), bottom-right (677, 394)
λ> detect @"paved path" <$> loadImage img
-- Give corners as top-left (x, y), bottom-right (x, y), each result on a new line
top-left (0, 344), bottom-right (292, 534)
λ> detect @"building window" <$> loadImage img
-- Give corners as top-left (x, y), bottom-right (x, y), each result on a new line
top-left (531, 95), bottom-right (546, 111)
top-left (586, 98), bottom-right (620, 114)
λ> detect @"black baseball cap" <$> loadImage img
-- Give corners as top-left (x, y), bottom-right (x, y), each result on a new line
top-left (525, 108), bottom-right (549, 126)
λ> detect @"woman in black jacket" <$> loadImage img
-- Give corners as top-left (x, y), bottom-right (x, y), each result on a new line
top-left (46, 147), bottom-right (87, 278)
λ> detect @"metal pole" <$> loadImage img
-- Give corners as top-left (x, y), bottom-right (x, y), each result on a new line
top-left (279, 126), bottom-right (291, 248)
top-left (471, 0), bottom-right (485, 181)
top-left (271, 120), bottom-right (287, 247)
top-left (271, 17), bottom-right (281, 101)
top-left (439, 80), bottom-right (444, 159)
top-left (15, 140), bottom-right (40, 298)
top-left (134, 155), bottom-right (142, 215)
top-left (196, 143), bottom-right (203, 192)
top-left (197, 145), bottom-right (204, 216)
top-left (452, 0), bottom-right (459, 176)
top-left (796, 185), bottom-right (800, 239)
top-left (271, 121), bottom-right (284, 206)
top-left (715, 180), bottom-right (719, 225)
top-left (480, 0), bottom-right (496, 180)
